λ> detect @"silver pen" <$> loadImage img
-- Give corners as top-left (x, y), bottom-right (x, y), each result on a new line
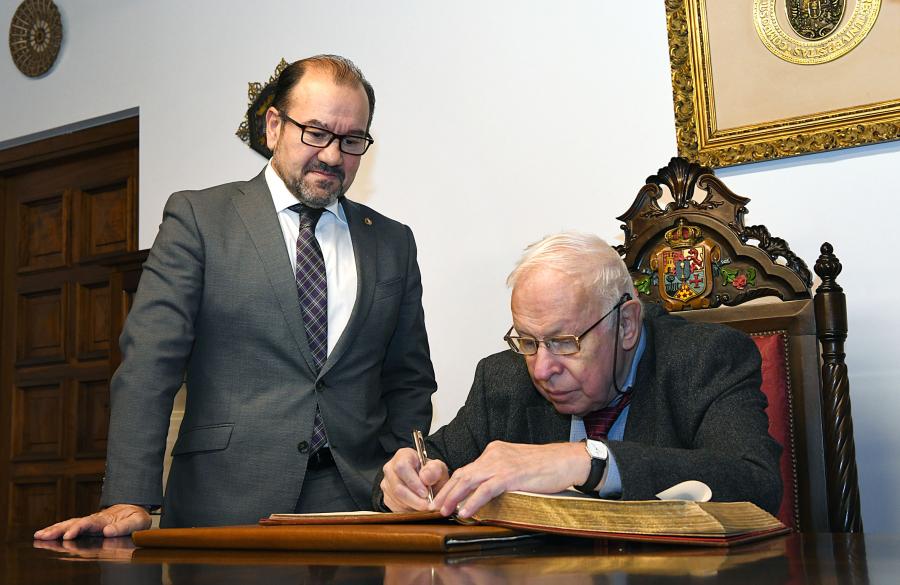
top-left (412, 429), bottom-right (434, 503)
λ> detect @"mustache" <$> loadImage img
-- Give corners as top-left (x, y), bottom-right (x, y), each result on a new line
top-left (304, 160), bottom-right (344, 180)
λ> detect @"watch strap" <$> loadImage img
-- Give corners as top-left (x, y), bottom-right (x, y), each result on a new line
top-left (574, 440), bottom-right (607, 494)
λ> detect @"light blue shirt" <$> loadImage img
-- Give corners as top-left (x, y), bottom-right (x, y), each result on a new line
top-left (569, 324), bottom-right (647, 497)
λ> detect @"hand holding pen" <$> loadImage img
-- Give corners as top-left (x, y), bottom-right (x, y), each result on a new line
top-left (412, 430), bottom-right (435, 503)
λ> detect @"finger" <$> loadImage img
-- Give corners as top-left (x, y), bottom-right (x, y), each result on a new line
top-left (430, 468), bottom-right (464, 512)
top-left (381, 473), bottom-right (416, 512)
top-left (33, 520), bottom-right (74, 540)
top-left (397, 463), bottom-right (430, 500)
top-left (102, 511), bottom-right (150, 537)
top-left (62, 515), bottom-right (111, 540)
top-left (429, 474), bottom-right (453, 511)
top-left (457, 479), bottom-right (505, 518)
top-left (31, 539), bottom-right (68, 552)
top-left (381, 463), bottom-right (432, 513)
top-left (387, 449), bottom-right (431, 500)
top-left (382, 476), bottom-right (430, 512)
top-left (433, 470), bottom-right (482, 517)
top-left (419, 459), bottom-right (449, 491)
top-left (34, 516), bottom-right (99, 541)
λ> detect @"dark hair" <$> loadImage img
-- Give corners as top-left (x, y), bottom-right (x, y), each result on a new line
top-left (271, 54), bottom-right (376, 130)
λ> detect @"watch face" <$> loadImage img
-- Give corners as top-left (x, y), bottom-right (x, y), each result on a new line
top-left (585, 439), bottom-right (608, 460)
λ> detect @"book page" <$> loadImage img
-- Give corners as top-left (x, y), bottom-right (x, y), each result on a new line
top-left (655, 481), bottom-right (712, 502)
top-left (516, 480), bottom-right (713, 503)
top-left (269, 510), bottom-right (381, 519)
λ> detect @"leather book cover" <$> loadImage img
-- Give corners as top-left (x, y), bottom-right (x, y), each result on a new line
top-left (132, 523), bottom-right (537, 553)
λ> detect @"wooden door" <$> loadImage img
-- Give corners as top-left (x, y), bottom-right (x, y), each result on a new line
top-left (0, 118), bottom-right (138, 541)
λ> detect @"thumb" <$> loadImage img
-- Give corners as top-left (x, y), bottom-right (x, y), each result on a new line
top-left (420, 459), bottom-right (449, 489)
top-left (101, 509), bottom-right (151, 537)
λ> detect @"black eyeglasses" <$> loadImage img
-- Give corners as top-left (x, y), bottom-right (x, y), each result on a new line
top-left (279, 112), bottom-right (374, 155)
top-left (504, 293), bottom-right (632, 356)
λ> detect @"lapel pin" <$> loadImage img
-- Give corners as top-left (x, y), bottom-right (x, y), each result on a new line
top-left (364, 217), bottom-right (373, 225)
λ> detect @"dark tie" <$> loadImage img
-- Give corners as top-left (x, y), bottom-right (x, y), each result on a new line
top-left (583, 392), bottom-right (633, 440)
top-left (290, 203), bottom-right (328, 453)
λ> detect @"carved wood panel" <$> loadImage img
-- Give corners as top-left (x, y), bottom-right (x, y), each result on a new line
top-left (16, 192), bottom-right (69, 273)
top-left (9, 478), bottom-right (62, 541)
top-left (11, 382), bottom-right (64, 461)
top-left (75, 281), bottom-right (110, 360)
top-left (73, 475), bottom-right (103, 518)
top-left (0, 117), bottom-right (138, 542)
top-left (15, 284), bottom-right (67, 365)
top-left (75, 178), bottom-right (135, 261)
top-left (75, 378), bottom-right (109, 458)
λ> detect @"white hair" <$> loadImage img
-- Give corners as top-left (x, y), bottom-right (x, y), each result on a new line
top-left (507, 232), bottom-right (639, 324)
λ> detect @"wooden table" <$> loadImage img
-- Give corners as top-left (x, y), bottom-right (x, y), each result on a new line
top-left (5, 533), bottom-right (897, 584)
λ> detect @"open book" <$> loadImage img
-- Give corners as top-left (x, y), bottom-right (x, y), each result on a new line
top-left (262, 482), bottom-right (789, 547)
top-left (260, 481), bottom-right (789, 546)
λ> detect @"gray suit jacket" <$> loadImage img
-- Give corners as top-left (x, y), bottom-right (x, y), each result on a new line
top-left (101, 169), bottom-right (436, 527)
top-left (374, 304), bottom-right (781, 515)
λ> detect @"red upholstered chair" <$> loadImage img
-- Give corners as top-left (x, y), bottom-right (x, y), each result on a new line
top-left (616, 157), bottom-right (862, 533)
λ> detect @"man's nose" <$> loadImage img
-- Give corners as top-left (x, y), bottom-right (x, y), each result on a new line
top-left (317, 139), bottom-right (343, 166)
top-left (531, 344), bottom-right (561, 380)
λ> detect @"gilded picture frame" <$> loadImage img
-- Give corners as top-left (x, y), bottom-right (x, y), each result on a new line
top-left (667, 0), bottom-right (900, 167)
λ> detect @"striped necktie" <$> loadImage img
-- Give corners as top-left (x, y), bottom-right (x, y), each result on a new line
top-left (290, 203), bottom-right (328, 453)
top-left (583, 392), bottom-right (633, 440)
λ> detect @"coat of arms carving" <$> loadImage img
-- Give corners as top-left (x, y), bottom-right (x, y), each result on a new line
top-left (649, 220), bottom-right (720, 311)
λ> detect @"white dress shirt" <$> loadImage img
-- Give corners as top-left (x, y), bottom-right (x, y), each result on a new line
top-left (265, 162), bottom-right (358, 356)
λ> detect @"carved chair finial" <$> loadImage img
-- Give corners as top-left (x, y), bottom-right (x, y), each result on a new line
top-left (815, 242), bottom-right (843, 294)
top-left (645, 157), bottom-right (714, 210)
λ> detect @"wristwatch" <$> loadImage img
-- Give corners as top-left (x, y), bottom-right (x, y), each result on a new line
top-left (574, 439), bottom-right (609, 494)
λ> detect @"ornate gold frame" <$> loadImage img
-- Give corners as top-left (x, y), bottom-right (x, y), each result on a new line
top-left (667, 0), bottom-right (900, 167)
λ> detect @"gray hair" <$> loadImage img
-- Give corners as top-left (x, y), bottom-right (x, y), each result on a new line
top-left (507, 232), bottom-right (638, 324)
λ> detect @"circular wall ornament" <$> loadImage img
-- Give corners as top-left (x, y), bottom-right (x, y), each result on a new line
top-left (753, 0), bottom-right (881, 65)
top-left (8, 0), bottom-right (63, 77)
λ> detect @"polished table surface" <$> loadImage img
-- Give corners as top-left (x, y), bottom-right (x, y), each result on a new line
top-left (4, 533), bottom-right (898, 584)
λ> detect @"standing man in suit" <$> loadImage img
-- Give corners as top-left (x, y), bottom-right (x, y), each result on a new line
top-left (36, 54), bottom-right (436, 539)
top-left (378, 232), bottom-right (781, 517)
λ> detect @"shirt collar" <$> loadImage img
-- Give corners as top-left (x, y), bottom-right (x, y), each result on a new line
top-left (264, 161), bottom-right (346, 223)
top-left (621, 323), bottom-right (647, 393)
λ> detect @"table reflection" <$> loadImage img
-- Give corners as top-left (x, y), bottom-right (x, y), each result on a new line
top-left (19, 534), bottom-right (809, 584)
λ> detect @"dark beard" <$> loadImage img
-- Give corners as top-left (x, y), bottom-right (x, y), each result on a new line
top-left (272, 155), bottom-right (345, 209)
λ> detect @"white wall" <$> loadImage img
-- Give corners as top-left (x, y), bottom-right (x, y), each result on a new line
top-left (2, 0), bottom-right (897, 532)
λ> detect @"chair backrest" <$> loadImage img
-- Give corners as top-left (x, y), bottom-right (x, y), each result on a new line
top-left (616, 157), bottom-right (862, 533)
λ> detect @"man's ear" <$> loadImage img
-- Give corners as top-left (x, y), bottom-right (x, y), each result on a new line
top-left (619, 298), bottom-right (642, 351)
top-left (265, 107), bottom-right (282, 151)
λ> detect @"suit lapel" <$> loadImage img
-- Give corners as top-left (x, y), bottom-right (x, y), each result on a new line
top-left (231, 170), bottom-right (319, 374)
top-left (623, 321), bottom-right (656, 442)
top-left (319, 198), bottom-right (376, 378)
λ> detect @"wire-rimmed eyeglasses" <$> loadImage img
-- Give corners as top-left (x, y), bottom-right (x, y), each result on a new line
top-left (503, 293), bottom-right (632, 356)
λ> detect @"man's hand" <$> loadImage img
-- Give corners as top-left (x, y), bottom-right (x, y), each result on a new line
top-left (431, 441), bottom-right (590, 518)
top-left (33, 504), bottom-right (152, 540)
top-left (32, 535), bottom-right (136, 560)
top-left (381, 447), bottom-right (450, 512)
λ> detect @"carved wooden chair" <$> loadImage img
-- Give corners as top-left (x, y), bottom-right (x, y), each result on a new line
top-left (616, 157), bottom-right (862, 533)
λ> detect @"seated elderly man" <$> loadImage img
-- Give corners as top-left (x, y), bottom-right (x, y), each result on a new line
top-left (377, 232), bottom-right (781, 518)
